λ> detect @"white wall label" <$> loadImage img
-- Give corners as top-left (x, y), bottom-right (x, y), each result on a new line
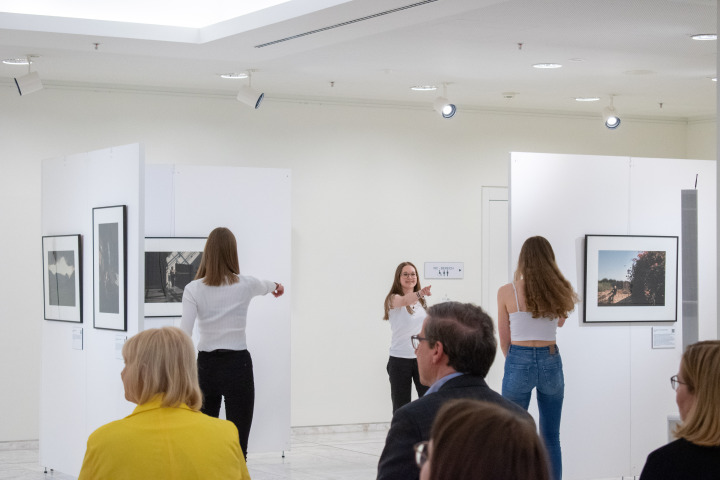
top-left (424, 262), bottom-right (464, 279)
top-left (72, 328), bottom-right (83, 350)
top-left (115, 334), bottom-right (128, 359)
top-left (652, 326), bottom-right (676, 349)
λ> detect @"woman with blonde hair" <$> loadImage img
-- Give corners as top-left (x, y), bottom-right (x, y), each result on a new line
top-left (640, 340), bottom-right (720, 479)
top-left (180, 227), bottom-right (284, 459)
top-left (383, 261), bottom-right (432, 413)
top-left (497, 236), bottom-right (578, 480)
top-left (417, 399), bottom-right (550, 480)
top-left (79, 327), bottom-right (249, 479)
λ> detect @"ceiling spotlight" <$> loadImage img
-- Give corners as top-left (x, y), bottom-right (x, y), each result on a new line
top-left (575, 97), bottom-right (600, 102)
top-left (220, 73), bottom-right (249, 79)
top-left (411, 85), bottom-right (437, 91)
top-left (3, 58), bottom-right (31, 65)
top-left (14, 56), bottom-right (43, 96)
top-left (433, 83), bottom-right (456, 119)
top-left (236, 71), bottom-right (264, 109)
top-left (602, 95), bottom-right (620, 129)
top-left (691, 34), bottom-right (717, 41)
top-left (533, 63), bottom-right (562, 69)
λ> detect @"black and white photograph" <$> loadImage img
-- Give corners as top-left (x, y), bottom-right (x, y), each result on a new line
top-left (93, 205), bottom-right (127, 330)
top-left (584, 235), bottom-right (678, 323)
top-left (144, 237), bottom-right (205, 317)
top-left (42, 234), bottom-right (82, 322)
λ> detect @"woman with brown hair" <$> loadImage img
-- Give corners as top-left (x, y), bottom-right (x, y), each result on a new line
top-left (640, 340), bottom-right (720, 479)
top-left (180, 227), bottom-right (284, 459)
top-left (79, 327), bottom-right (249, 479)
top-left (417, 398), bottom-right (550, 480)
top-left (497, 236), bottom-right (578, 480)
top-left (383, 261), bottom-right (432, 413)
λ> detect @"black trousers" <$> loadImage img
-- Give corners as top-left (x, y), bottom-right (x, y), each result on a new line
top-left (387, 356), bottom-right (428, 414)
top-left (197, 349), bottom-right (254, 459)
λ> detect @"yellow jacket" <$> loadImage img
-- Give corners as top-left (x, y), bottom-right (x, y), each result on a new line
top-left (78, 397), bottom-right (250, 479)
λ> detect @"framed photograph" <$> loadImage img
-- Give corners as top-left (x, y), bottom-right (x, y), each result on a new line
top-left (584, 235), bottom-right (678, 323)
top-left (144, 237), bottom-right (205, 317)
top-left (42, 235), bottom-right (82, 322)
top-left (93, 205), bottom-right (127, 331)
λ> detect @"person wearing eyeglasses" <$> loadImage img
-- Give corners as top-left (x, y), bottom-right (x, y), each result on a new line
top-left (640, 340), bottom-right (720, 479)
top-left (377, 302), bottom-right (531, 480)
top-left (415, 399), bottom-right (550, 480)
top-left (497, 236), bottom-right (578, 480)
top-left (382, 261), bottom-right (432, 413)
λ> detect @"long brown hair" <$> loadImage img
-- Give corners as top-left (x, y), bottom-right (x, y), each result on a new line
top-left (674, 340), bottom-right (720, 446)
top-left (195, 227), bottom-right (240, 286)
top-left (383, 261), bottom-right (426, 320)
top-left (514, 236), bottom-right (578, 319)
top-left (428, 399), bottom-right (550, 480)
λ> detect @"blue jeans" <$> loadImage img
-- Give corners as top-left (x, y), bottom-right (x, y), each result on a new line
top-left (502, 345), bottom-right (564, 480)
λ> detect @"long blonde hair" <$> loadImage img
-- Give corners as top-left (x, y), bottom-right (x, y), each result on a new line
top-left (195, 227), bottom-right (240, 286)
top-left (515, 236), bottom-right (578, 319)
top-left (121, 327), bottom-right (202, 410)
top-left (674, 340), bottom-right (720, 446)
top-left (383, 262), bottom-right (426, 320)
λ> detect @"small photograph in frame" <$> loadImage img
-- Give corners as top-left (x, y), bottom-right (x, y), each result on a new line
top-left (584, 234), bottom-right (678, 323)
top-left (93, 205), bottom-right (127, 331)
top-left (42, 234), bottom-right (82, 322)
top-left (144, 237), bottom-right (205, 317)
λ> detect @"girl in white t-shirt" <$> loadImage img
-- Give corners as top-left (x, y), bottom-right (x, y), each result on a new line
top-left (382, 261), bottom-right (432, 413)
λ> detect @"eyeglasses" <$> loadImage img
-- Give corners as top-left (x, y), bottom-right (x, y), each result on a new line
top-left (414, 441), bottom-right (429, 469)
top-left (401, 272), bottom-right (417, 278)
top-left (411, 335), bottom-right (428, 350)
top-left (670, 375), bottom-right (688, 391)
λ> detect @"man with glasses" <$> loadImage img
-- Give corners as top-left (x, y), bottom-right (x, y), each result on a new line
top-left (377, 302), bottom-right (532, 480)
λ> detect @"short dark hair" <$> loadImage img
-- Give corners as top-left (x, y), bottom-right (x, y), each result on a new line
top-left (429, 399), bottom-right (550, 480)
top-left (424, 302), bottom-right (496, 377)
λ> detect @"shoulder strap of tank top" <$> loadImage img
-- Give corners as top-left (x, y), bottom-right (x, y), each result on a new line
top-left (511, 282), bottom-right (521, 311)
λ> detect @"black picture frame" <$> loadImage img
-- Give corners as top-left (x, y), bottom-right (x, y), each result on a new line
top-left (93, 205), bottom-right (127, 331)
top-left (584, 234), bottom-right (678, 323)
top-left (42, 234), bottom-right (82, 323)
top-left (144, 237), bottom-right (205, 317)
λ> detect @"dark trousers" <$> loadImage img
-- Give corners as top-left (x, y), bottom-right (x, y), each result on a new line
top-left (387, 356), bottom-right (428, 414)
top-left (197, 349), bottom-right (254, 459)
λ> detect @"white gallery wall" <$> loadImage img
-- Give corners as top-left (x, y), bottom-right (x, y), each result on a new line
top-left (510, 152), bottom-right (716, 478)
top-left (0, 85), bottom-right (715, 449)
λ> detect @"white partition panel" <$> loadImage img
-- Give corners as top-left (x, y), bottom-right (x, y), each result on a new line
top-left (510, 152), bottom-right (715, 479)
top-left (169, 165), bottom-right (291, 454)
top-left (40, 144), bottom-right (144, 476)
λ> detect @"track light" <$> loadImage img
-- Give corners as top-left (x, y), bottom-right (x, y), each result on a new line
top-left (433, 83), bottom-right (456, 118)
top-left (13, 56), bottom-right (43, 96)
top-left (602, 96), bottom-right (620, 129)
top-left (236, 71), bottom-right (264, 109)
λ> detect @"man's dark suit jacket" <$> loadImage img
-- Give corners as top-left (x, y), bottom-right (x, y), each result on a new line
top-left (376, 374), bottom-right (532, 480)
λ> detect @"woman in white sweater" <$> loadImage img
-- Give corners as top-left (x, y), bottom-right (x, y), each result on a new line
top-left (181, 227), bottom-right (284, 459)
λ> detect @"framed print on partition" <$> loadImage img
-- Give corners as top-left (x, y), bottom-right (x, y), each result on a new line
top-left (584, 235), bottom-right (678, 323)
top-left (42, 235), bottom-right (82, 322)
top-left (144, 237), bottom-right (205, 317)
top-left (93, 205), bottom-right (127, 331)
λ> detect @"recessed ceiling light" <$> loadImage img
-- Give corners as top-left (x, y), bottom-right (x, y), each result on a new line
top-left (712, 77), bottom-right (718, 82)
top-left (575, 97), bottom-right (600, 102)
top-left (691, 34), bottom-right (717, 41)
top-left (533, 63), bottom-right (562, 69)
top-left (411, 85), bottom-right (437, 91)
top-left (3, 58), bottom-right (31, 65)
top-left (219, 73), bottom-right (249, 79)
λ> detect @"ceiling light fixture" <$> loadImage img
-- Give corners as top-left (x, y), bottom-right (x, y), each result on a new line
top-left (533, 63), bottom-right (562, 69)
top-left (691, 34), bottom-right (717, 40)
top-left (602, 95), bottom-right (620, 130)
top-left (220, 73), bottom-right (249, 79)
top-left (575, 97), bottom-right (600, 102)
top-left (433, 83), bottom-right (456, 119)
top-left (14, 55), bottom-right (43, 96)
top-left (3, 58), bottom-right (31, 65)
top-left (411, 85), bottom-right (437, 91)
top-left (236, 70), bottom-right (264, 109)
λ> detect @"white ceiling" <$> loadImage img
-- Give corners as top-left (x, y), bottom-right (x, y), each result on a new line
top-left (0, 0), bottom-right (716, 120)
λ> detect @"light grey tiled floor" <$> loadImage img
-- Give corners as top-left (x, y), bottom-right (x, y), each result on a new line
top-left (0, 428), bottom-right (389, 480)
